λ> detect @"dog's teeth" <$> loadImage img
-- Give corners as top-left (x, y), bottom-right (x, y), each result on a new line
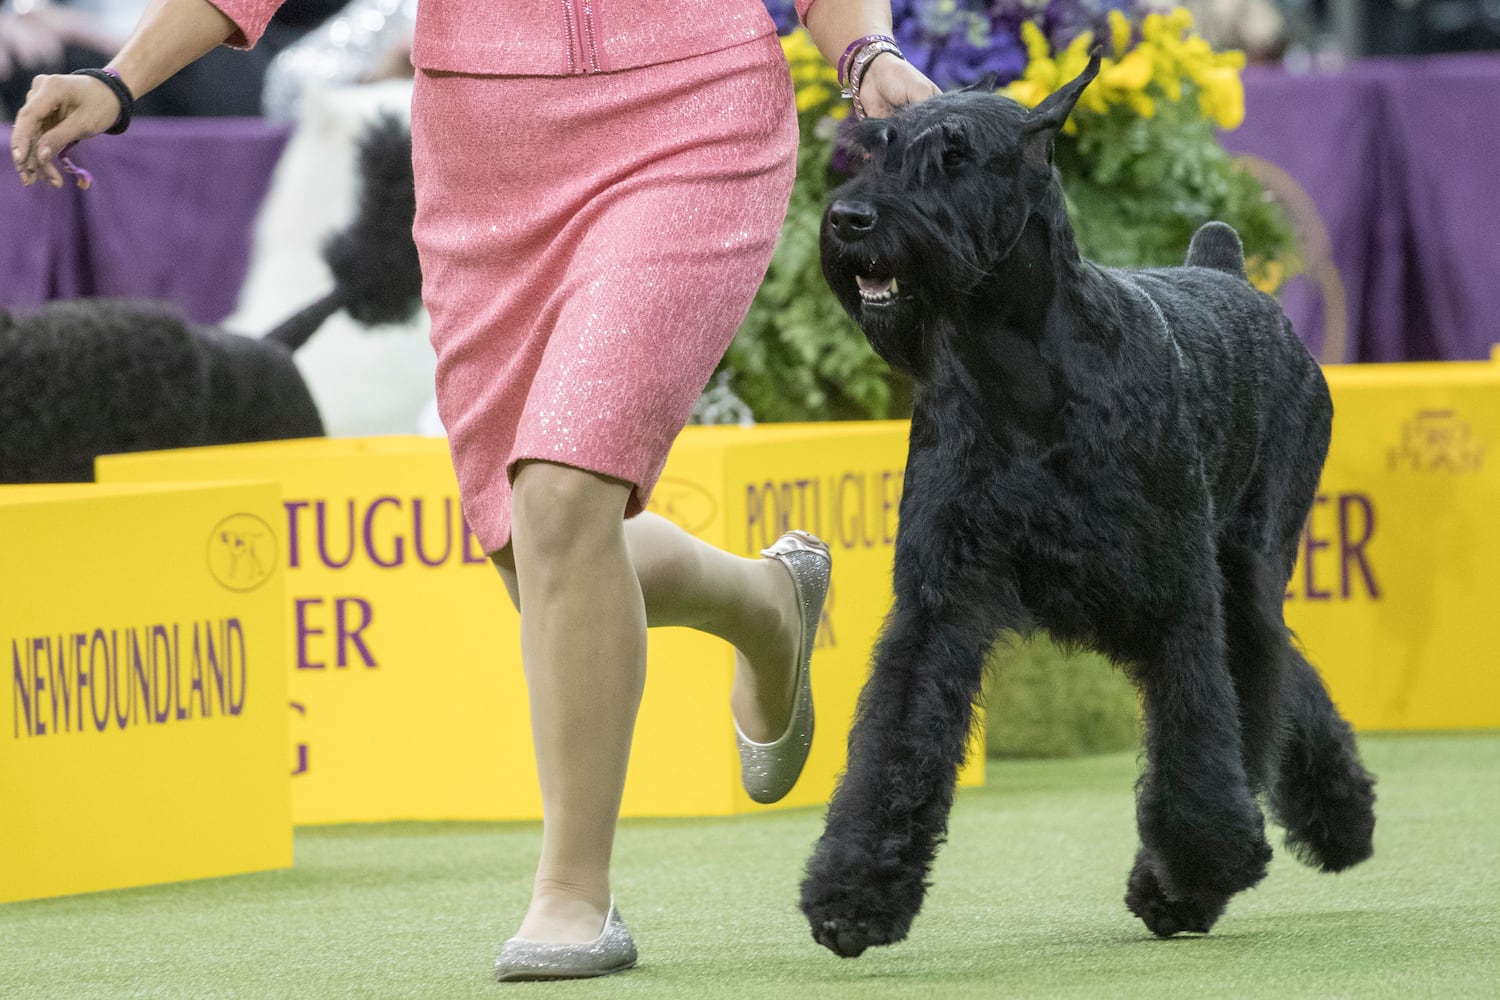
top-left (857, 275), bottom-right (896, 301)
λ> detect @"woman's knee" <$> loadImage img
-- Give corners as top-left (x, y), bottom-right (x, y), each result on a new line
top-left (511, 461), bottom-right (632, 559)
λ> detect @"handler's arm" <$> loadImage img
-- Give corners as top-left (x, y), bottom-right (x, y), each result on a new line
top-left (11, 0), bottom-right (242, 187)
top-left (798, 0), bottom-right (939, 118)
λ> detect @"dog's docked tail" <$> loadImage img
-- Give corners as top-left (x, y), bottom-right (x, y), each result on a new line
top-left (1185, 221), bottom-right (1249, 281)
top-left (264, 114), bottom-right (423, 351)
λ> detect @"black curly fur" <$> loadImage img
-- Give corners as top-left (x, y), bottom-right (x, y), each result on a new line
top-left (800, 55), bottom-right (1376, 957)
top-left (1, 117), bottom-right (424, 483)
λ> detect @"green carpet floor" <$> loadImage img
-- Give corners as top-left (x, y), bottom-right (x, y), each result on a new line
top-left (4, 732), bottom-right (1496, 999)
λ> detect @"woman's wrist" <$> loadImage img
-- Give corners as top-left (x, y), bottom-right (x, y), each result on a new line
top-left (71, 67), bottom-right (133, 134)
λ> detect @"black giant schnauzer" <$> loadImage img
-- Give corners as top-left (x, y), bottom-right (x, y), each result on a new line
top-left (801, 54), bottom-right (1377, 957)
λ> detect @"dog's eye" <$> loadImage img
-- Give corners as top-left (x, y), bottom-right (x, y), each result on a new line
top-left (943, 147), bottom-right (967, 170)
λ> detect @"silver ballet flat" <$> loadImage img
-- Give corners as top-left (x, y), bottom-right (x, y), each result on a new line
top-left (494, 900), bottom-right (638, 982)
top-left (736, 529), bottom-right (831, 804)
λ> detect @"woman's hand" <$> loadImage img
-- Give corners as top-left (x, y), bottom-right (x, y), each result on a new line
top-left (11, 73), bottom-right (121, 188)
top-left (855, 52), bottom-right (940, 119)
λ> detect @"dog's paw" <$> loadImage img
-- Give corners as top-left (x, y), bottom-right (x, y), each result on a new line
top-left (1140, 789), bottom-right (1272, 898)
top-left (806, 908), bottom-right (915, 958)
top-left (800, 833), bottom-right (926, 957)
top-left (1125, 852), bottom-right (1228, 937)
top-left (810, 917), bottom-right (892, 958)
top-left (801, 884), bottom-right (916, 957)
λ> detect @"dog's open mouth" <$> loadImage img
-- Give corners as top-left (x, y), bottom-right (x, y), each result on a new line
top-left (857, 275), bottom-right (900, 306)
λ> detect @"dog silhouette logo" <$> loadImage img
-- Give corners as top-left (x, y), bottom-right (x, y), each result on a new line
top-left (646, 477), bottom-right (718, 536)
top-left (208, 513), bottom-right (279, 592)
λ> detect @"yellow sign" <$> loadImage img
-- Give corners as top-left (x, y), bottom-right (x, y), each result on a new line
top-left (1286, 359), bottom-right (1500, 730)
top-left (99, 430), bottom-right (983, 823)
top-left (0, 482), bottom-right (291, 903)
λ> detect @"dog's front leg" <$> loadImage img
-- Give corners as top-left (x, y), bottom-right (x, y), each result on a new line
top-left (800, 577), bottom-right (998, 958)
top-left (1125, 595), bottom-right (1273, 936)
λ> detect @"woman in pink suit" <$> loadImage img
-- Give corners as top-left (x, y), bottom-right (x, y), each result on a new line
top-left (12, 0), bottom-right (936, 980)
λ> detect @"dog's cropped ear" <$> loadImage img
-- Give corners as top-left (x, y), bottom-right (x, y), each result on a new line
top-left (959, 72), bottom-right (1000, 93)
top-left (1021, 47), bottom-right (1101, 170)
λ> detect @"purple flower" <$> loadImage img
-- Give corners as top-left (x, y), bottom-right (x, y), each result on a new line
top-left (764, 0), bottom-right (1151, 86)
top-left (763, 0), bottom-right (800, 34)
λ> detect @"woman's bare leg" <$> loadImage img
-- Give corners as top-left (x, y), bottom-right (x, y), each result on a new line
top-left (508, 460), bottom-right (645, 943)
top-left (494, 510), bottom-right (802, 743)
top-left (504, 465), bottom-right (804, 944)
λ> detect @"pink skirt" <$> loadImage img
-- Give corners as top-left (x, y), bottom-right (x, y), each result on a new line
top-left (410, 33), bottom-right (798, 553)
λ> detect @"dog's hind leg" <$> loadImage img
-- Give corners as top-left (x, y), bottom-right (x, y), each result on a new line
top-left (1219, 541), bottom-right (1296, 794)
top-left (1120, 579), bottom-right (1272, 937)
top-left (1269, 647), bottom-right (1377, 872)
top-left (800, 599), bottom-right (993, 958)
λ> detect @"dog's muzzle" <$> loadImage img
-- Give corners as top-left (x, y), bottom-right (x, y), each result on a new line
top-left (828, 200), bottom-right (902, 306)
top-left (829, 200), bottom-right (878, 242)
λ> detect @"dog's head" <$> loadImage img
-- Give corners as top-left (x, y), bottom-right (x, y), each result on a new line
top-left (821, 52), bottom-right (1100, 374)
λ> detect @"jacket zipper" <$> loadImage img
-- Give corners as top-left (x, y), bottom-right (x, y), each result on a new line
top-left (560, 0), bottom-right (601, 74)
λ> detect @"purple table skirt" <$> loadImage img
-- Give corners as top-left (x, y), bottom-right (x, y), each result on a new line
top-left (3, 53), bottom-right (1499, 361)
top-left (1216, 52), bottom-right (1498, 363)
top-left (1, 118), bottom-right (291, 325)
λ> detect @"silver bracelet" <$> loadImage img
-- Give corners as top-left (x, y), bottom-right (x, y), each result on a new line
top-left (841, 39), bottom-right (905, 120)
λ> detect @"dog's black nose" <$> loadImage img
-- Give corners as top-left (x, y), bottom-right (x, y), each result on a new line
top-left (829, 200), bottom-right (878, 241)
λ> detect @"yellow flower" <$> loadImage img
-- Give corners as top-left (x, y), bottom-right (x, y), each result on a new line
top-left (997, 7), bottom-right (1245, 132)
top-left (1003, 78), bottom-right (1051, 109)
top-left (1247, 257), bottom-right (1285, 295)
top-left (1108, 8), bottom-right (1132, 58)
top-left (1099, 47), bottom-right (1152, 92)
top-left (1196, 65), bottom-right (1245, 129)
top-left (1020, 19), bottom-right (1054, 70)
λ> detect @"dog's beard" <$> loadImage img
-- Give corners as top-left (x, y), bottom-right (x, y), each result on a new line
top-left (821, 218), bottom-right (990, 377)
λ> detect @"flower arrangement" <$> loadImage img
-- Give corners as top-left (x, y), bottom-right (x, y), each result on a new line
top-left (721, 0), bottom-right (1297, 423)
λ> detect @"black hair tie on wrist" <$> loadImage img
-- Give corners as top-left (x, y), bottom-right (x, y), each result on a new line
top-left (71, 67), bottom-right (134, 135)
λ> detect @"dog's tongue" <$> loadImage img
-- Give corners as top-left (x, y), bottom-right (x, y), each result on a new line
top-left (857, 275), bottom-right (894, 295)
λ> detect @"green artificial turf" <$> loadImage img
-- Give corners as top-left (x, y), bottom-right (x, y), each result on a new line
top-left (4, 733), bottom-right (1496, 999)
top-left (985, 636), bottom-right (1141, 758)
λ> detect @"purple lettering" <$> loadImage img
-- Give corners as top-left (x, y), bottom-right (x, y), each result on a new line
top-left (151, 625), bottom-right (172, 724)
top-left (189, 625), bottom-right (208, 719)
top-left (171, 624), bottom-right (188, 721)
top-left (335, 597), bottom-right (377, 668)
top-left (364, 496), bottom-right (405, 568)
top-left (205, 620), bottom-right (227, 714)
top-left (285, 500), bottom-right (311, 569)
top-left (88, 629), bottom-right (110, 732)
top-left (315, 500), bottom-right (357, 569)
top-left (1339, 493), bottom-right (1381, 599)
top-left (129, 631), bottom-right (149, 729)
top-left (1301, 495), bottom-right (1332, 601)
top-left (12, 640), bottom-right (31, 738)
top-left (290, 701), bottom-right (308, 775)
top-left (462, 517), bottom-right (488, 564)
top-left (77, 632), bottom-right (92, 732)
top-left (52, 632), bottom-right (82, 732)
top-left (295, 598), bottom-right (326, 670)
top-left (837, 473), bottom-right (862, 550)
top-left (746, 483), bottom-right (766, 553)
top-left (30, 637), bottom-right (46, 736)
top-left (107, 629), bottom-right (127, 722)
top-left (414, 498), bottom-right (454, 567)
top-left (228, 618), bottom-right (247, 715)
top-left (882, 470), bottom-right (901, 545)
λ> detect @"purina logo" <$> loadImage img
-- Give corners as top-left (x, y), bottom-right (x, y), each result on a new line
top-left (208, 514), bottom-right (278, 592)
top-left (1388, 409), bottom-right (1486, 474)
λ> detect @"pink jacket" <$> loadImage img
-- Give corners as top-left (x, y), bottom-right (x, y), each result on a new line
top-left (212, 0), bottom-right (819, 76)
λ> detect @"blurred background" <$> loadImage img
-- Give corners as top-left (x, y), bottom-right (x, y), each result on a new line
top-left (3, 0), bottom-right (1499, 756)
